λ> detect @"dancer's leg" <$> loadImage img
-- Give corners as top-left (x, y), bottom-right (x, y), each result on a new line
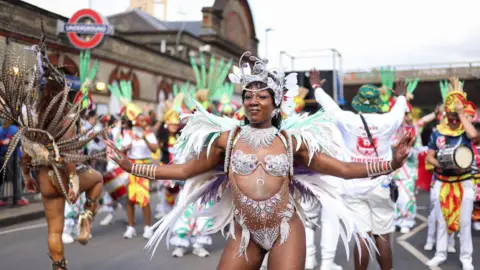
top-left (217, 223), bottom-right (266, 270)
top-left (77, 168), bottom-right (103, 244)
top-left (425, 184), bottom-right (437, 249)
top-left (302, 200), bottom-right (320, 269)
top-left (142, 203), bottom-right (152, 226)
top-left (320, 206), bottom-right (342, 269)
top-left (354, 232), bottom-right (371, 270)
top-left (126, 200), bottom-right (135, 226)
top-left (375, 234), bottom-right (393, 270)
top-left (42, 196), bottom-right (66, 266)
top-left (427, 182), bottom-right (447, 267)
top-left (343, 193), bottom-right (372, 270)
top-left (267, 215), bottom-right (306, 270)
top-left (459, 181), bottom-right (474, 268)
top-left (38, 169), bottom-right (67, 269)
top-left (369, 184), bottom-right (395, 270)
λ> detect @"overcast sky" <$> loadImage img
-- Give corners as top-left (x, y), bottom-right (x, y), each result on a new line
top-left (23, 0), bottom-right (480, 72)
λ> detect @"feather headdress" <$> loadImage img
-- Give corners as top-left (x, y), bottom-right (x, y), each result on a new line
top-left (444, 77), bottom-right (467, 113)
top-left (108, 80), bottom-right (142, 121)
top-left (228, 51), bottom-right (299, 109)
top-left (0, 27), bottom-right (106, 203)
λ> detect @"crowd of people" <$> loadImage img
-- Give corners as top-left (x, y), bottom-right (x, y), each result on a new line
top-left (0, 33), bottom-right (479, 270)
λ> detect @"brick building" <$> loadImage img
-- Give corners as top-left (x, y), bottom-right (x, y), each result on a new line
top-left (0, 0), bottom-right (258, 116)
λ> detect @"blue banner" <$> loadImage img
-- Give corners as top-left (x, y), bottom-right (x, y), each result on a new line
top-left (39, 75), bottom-right (81, 90)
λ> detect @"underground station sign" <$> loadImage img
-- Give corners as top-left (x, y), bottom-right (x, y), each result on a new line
top-left (57, 9), bottom-right (114, 50)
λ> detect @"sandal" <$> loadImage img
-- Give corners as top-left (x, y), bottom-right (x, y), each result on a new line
top-left (77, 210), bottom-right (93, 245)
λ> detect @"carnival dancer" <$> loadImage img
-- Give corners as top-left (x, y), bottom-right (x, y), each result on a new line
top-left (161, 106), bottom-right (214, 258)
top-left (99, 83), bottom-right (135, 227)
top-left (169, 84), bottom-right (239, 258)
top-left (0, 32), bottom-right (106, 269)
top-left (424, 82), bottom-right (465, 252)
top-left (99, 117), bottom-right (128, 226)
top-left (62, 192), bottom-right (87, 244)
top-left (388, 79), bottom-right (424, 234)
top-left (155, 106), bottom-right (182, 219)
top-left (391, 104), bottom-right (423, 234)
top-left (106, 52), bottom-right (414, 270)
top-left (465, 101), bottom-right (480, 231)
top-left (313, 68), bottom-right (408, 270)
top-left (122, 109), bottom-right (158, 239)
top-left (168, 58), bottom-right (234, 257)
top-left (154, 84), bottom-right (194, 220)
top-left (426, 78), bottom-right (478, 270)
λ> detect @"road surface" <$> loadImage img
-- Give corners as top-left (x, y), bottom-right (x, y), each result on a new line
top-left (0, 191), bottom-right (478, 270)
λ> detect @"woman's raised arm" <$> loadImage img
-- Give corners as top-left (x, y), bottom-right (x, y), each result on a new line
top-left (294, 133), bottom-right (415, 179)
top-left (105, 132), bottom-right (228, 181)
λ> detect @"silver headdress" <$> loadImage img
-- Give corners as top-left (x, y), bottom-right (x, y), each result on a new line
top-left (228, 51), bottom-right (299, 109)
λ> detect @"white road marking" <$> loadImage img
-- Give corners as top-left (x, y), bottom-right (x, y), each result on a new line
top-left (416, 213), bottom-right (428, 223)
top-left (0, 222), bottom-right (47, 235)
top-left (397, 222), bottom-right (428, 241)
top-left (396, 214), bottom-right (442, 269)
top-left (397, 240), bottom-right (441, 270)
top-left (417, 206), bottom-right (427, 210)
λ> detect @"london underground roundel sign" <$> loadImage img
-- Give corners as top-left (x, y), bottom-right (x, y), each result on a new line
top-left (65, 9), bottom-right (113, 50)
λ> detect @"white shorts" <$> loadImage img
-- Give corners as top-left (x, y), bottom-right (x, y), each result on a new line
top-left (343, 183), bottom-right (395, 235)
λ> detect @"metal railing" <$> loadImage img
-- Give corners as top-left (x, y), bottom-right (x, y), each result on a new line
top-left (345, 60), bottom-right (480, 73)
top-left (0, 149), bottom-right (37, 206)
top-left (343, 61), bottom-right (480, 84)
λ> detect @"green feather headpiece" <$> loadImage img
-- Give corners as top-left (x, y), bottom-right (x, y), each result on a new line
top-left (405, 77), bottom-right (420, 95)
top-left (439, 80), bottom-right (449, 102)
top-left (380, 66), bottom-right (396, 93)
top-left (79, 50), bottom-right (99, 109)
top-left (190, 53), bottom-right (233, 103)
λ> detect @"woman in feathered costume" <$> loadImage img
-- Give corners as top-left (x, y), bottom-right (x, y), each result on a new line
top-left (106, 52), bottom-right (414, 269)
top-left (0, 33), bottom-right (105, 269)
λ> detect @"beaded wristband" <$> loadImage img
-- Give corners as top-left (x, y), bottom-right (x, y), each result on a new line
top-left (366, 160), bottom-right (394, 177)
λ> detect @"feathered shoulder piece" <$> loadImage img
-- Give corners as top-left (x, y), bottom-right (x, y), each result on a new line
top-left (173, 97), bottom-right (240, 163)
top-left (173, 95), bottom-right (340, 166)
top-left (281, 110), bottom-right (341, 164)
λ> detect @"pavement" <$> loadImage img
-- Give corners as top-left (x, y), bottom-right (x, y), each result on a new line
top-left (0, 191), bottom-right (478, 270)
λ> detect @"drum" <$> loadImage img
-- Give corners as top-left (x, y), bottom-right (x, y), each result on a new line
top-left (103, 166), bottom-right (128, 201)
top-left (437, 145), bottom-right (474, 170)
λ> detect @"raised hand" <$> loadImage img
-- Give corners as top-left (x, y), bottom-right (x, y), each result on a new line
top-left (454, 101), bottom-right (465, 115)
top-left (391, 77), bottom-right (407, 97)
top-left (392, 132), bottom-right (415, 169)
top-left (105, 139), bottom-right (133, 173)
top-left (309, 68), bottom-right (326, 88)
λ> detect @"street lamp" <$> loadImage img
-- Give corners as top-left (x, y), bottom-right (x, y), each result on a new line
top-left (265, 28), bottom-right (274, 59)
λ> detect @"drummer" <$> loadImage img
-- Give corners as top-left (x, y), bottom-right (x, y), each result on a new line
top-left (465, 101), bottom-right (480, 231)
top-left (425, 78), bottom-right (478, 270)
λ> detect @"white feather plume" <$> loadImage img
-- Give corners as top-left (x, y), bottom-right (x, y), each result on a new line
top-left (294, 174), bottom-right (378, 260)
